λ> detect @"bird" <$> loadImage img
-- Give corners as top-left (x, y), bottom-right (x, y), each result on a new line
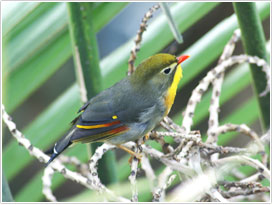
top-left (45, 53), bottom-right (189, 166)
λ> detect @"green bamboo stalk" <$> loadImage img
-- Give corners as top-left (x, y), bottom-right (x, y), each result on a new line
top-left (4, 2), bottom-right (127, 113)
top-left (233, 2), bottom-right (269, 131)
top-left (2, 172), bottom-right (14, 202)
top-left (67, 2), bottom-right (117, 185)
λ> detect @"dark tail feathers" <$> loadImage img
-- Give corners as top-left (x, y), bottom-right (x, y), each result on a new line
top-left (45, 153), bottom-right (59, 167)
top-left (44, 141), bottom-right (72, 167)
top-left (44, 128), bottom-right (75, 167)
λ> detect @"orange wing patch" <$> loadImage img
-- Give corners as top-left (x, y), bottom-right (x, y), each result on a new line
top-left (107, 125), bottom-right (129, 136)
top-left (72, 125), bottom-right (129, 143)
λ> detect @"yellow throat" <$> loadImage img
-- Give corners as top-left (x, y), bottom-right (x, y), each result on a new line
top-left (164, 64), bottom-right (183, 115)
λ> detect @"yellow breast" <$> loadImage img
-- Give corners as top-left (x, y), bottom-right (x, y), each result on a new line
top-left (164, 65), bottom-right (183, 115)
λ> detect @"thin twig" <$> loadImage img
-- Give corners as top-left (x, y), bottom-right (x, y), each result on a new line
top-left (128, 145), bottom-right (140, 202)
top-left (42, 166), bottom-right (57, 202)
top-left (208, 188), bottom-right (229, 202)
top-left (128, 4), bottom-right (160, 75)
top-left (215, 123), bottom-right (264, 151)
top-left (123, 142), bottom-right (195, 176)
top-left (240, 173), bottom-right (265, 183)
top-left (219, 186), bottom-right (269, 199)
top-left (207, 29), bottom-right (241, 143)
top-left (168, 169), bottom-right (218, 202)
top-left (153, 167), bottom-right (176, 202)
top-left (141, 154), bottom-right (156, 190)
top-left (182, 54), bottom-right (270, 133)
top-left (214, 155), bottom-right (270, 179)
top-left (58, 155), bottom-right (90, 177)
top-left (162, 116), bottom-right (186, 133)
top-left (149, 131), bottom-right (175, 154)
top-left (155, 131), bottom-right (247, 156)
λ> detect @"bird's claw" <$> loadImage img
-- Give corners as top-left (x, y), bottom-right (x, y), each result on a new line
top-left (128, 153), bottom-right (142, 164)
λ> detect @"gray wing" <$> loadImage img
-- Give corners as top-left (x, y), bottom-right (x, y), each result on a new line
top-left (81, 78), bottom-right (155, 124)
top-left (71, 78), bottom-right (155, 143)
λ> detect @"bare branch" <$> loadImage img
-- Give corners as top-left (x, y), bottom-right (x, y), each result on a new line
top-left (240, 173), bottom-right (265, 183)
top-left (218, 29), bottom-right (241, 64)
top-left (214, 155), bottom-right (270, 179)
top-left (215, 123), bottom-right (264, 151)
top-left (123, 142), bottom-right (195, 176)
top-left (162, 116), bottom-right (186, 133)
top-left (87, 143), bottom-right (130, 202)
top-left (182, 54), bottom-right (270, 133)
top-left (58, 155), bottom-right (90, 177)
top-left (153, 167), bottom-right (176, 202)
top-left (149, 131), bottom-right (175, 154)
top-left (42, 166), bottom-right (57, 202)
top-left (128, 4), bottom-right (160, 75)
top-left (141, 154), bottom-right (156, 190)
top-left (207, 29), bottom-right (241, 143)
top-left (219, 184), bottom-right (269, 199)
top-left (128, 146), bottom-right (140, 202)
top-left (168, 169), bottom-right (218, 202)
top-left (208, 188), bottom-right (229, 202)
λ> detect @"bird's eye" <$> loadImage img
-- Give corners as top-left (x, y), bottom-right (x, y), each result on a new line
top-left (163, 68), bottom-right (171, 75)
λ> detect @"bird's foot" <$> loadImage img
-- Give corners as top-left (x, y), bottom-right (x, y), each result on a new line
top-left (116, 144), bottom-right (142, 163)
top-left (128, 153), bottom-right (142, 164)
top-left (141, 133), bottom-right (150, 144)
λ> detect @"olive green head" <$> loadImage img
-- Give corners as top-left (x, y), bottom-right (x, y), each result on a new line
top-left (131, 53), bottom-right (178, 83)
top-left (130, 53), bottom-right (182, 94)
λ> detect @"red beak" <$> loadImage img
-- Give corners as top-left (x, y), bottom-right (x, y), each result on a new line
top-left (177, 55), bottom-right (190, 64)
